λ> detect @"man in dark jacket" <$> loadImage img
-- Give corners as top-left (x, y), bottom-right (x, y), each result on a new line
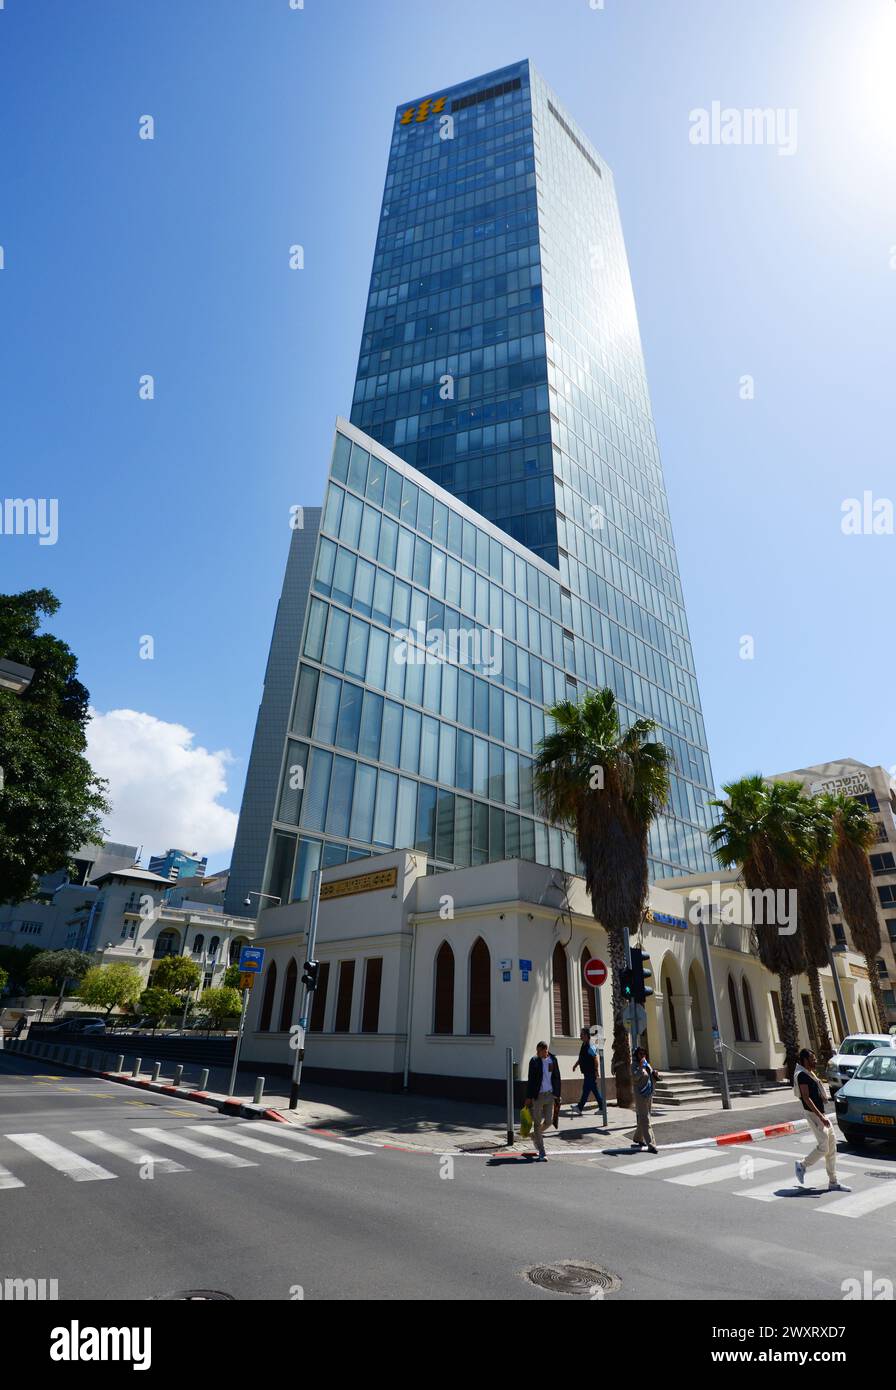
top-left (526, 1041), bottom-right (562, 1161)
top-left (573, 1027), bottom-right (604, 1115)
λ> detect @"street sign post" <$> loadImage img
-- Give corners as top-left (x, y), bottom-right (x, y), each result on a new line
top-left (227, 988), bottom-right (250, 1098)
top-left (583, 957), bottom-right (607, 989)
top-left (623, 1000), bottom-right (647, 1035)
top-left (238, 972), bottom-right (255, 991)
top-left (238, 946), bottom-right (265, 974)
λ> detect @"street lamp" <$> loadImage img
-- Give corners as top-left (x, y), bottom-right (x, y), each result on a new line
top-left (244, 891), bottom-right (281, 911)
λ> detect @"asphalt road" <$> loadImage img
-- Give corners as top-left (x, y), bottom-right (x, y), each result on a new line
top-left (2, 1051), bottom-right (895, 1302)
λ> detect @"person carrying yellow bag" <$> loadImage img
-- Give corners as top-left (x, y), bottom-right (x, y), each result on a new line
top-left (519, 1102), bottom-right (533, 1139)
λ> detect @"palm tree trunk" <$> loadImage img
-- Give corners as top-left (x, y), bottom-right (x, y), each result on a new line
top-left (865, 955), bottom-right (889, 1033)
top-left (609, 927), bottom-right (633, 1108)
top-left (807, 966), bottom-right (833, 1065)
top-left (779, 972), bottom-right (799, 1080)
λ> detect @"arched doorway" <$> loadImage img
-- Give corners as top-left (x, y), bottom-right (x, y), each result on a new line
top-left (659, 952), bottom-right (688, 1069)
top-left (688, 960), bottom-right (715, 1068)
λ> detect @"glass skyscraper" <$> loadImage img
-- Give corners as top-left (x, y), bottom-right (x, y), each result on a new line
top-left (225, 60), bottom-right (715, 916)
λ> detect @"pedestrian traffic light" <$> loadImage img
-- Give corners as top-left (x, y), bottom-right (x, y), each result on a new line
top-left (301, 959), bottom-right (320, 991)
top-left (631, 948), bottom-right (653, 1004)
top-left (620, 967), bottom-right (634, 1001)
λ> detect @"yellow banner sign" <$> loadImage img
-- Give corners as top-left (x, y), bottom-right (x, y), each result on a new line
top-left (238, 972), bottom-right (255, 990)
top-left (399, 97), bottom-right (447, 125)
top-left (320, 866), bottom-right (398, 901)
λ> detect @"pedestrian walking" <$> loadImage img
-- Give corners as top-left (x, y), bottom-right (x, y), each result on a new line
top-left (631, 1046), bottom-right (659, 1153)
top-left (572, 1027), bottom-right (604, 1115)
top-left (793, 1048), bottom-right (850, 1192)
top-left (525, 1041), bottom-right (562, 1162)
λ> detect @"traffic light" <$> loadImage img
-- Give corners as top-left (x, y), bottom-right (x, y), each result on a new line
top-left (631, 948), bottom-right (653, 1005)
top-left (301, 959), bottom-right (320, 991)
top-left (620, 967), bottom-right (634, 1002)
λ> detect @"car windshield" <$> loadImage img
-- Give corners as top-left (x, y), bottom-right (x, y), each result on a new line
top-left (855, 1054), bottom-right (896, 1083)
top-left (840, 1039), bottom-right (882, 1056)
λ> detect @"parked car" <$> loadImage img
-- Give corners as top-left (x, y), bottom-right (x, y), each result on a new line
top-left (826, 1033), bottom-right (896, 1094)
top-left (40, 1017), bottom-right (107, 1034)
top-left (834, 1047), bottom-right (896, 1144)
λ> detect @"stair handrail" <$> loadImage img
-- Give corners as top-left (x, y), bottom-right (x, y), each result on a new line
top-left (719, 1041), bottom-right (760, 1092)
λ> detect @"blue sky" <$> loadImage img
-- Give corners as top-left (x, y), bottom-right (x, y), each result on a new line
top-left (2, 0), bottom-right (894, 870)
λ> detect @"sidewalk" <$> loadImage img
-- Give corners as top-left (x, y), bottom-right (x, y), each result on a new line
top-left (7, 1036), bottom-right (805, 1154)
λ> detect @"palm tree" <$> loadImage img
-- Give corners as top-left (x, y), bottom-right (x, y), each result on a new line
top-left (821, 792), bottom-right (888, 1031)
top-left (709, 776), bottom-right (807, 1079)
top-left (533, 687), bottom-right (672, 1109)
top-left (797, 797), bottom-right (836, 1064)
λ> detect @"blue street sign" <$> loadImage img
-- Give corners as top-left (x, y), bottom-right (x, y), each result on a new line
top-left (521, 971), bottom-right (530, 982)
top-left (239, 946), bottom-right (265, 973)
top-left (502, 971), bottom-right (512, 983)
top-left (519, 959), bottom-right (532, 971)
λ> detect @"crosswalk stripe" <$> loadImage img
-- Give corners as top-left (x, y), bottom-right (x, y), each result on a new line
top-left (130, 1127), bottom-right (257, 1168)
top-left (816, 1182), bottom-right (896, 1219)
top-left (667, 1156), bottom-right (783, 1187)
top-left (6, 1132), bottom-right (116, 1182)
top-left (733, 1177), bottom-right (800, 1202)
top-left (237, 1122), bottom-right (370, 1156)
top-left (185, 1126), bottom-right (316, 1162)
top-left (71, 1130), bottom-right (188, 1173)
top-left (611, 1149), bottom-right (726, 1176)
top-left (0, 1164), bottom-right (25, 1190)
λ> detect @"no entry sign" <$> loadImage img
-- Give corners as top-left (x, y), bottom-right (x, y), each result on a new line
top-left (583, 957), bottom-right (608, 988)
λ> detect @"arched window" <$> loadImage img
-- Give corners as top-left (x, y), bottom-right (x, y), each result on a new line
top-left (279, 958), bottom-right (298, 1033)
top-left (552, 943), bottom-right (571, 1037)
top-left (192, 934), bottom-right (205, 955)
top-left (229, 937), bottom-right (244, 963)
top-left (259, 960), bottom-right (277, 1032)
top-left (433, 942), bottom-right (454, 1035)
top-left (728, 973), bottom-right (744, 1041)
top-left (742, 978), bottom-right (758, 1041)
top-left (209, 936), bottom-right (220, 962)
top-left (663, 971), bottom-right (678, 1042)
top-left (468, 938), bottom-right (491, 1035)
top-left (580, 949), bottom-right (598, 1029)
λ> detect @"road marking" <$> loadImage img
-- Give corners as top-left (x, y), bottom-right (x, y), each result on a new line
top-left (0, 1164), bottom-right (25, 1190)
top-left (71, 1130), bottom-right (188, 1173)
top-left (668, 1156), bottom-right (783, 1187)
top-left (816, 1183), bottom-right (896, 1219)
top-left (238, 1122), bottom-right (370, 1156)
top-left (185, 1126), bottom-right (316, 1162)
top-left (734, 1177), bottom-right (802, 1202)
top-left (130, 1127), bottom-right (257, 1168)
top-left (611, 1150), bottom-right (726, 1176)
top-left (5, 1133), bottom-right (116, 1182)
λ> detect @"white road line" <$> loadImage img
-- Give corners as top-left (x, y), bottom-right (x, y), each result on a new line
top-left (733, 1177), bottom-right (803, 1202)
top-left (816, 1182), bottom-right (896, 1219)
top-left (5, 1133), bottom-right (116, 1182)
top-left (611, 1149), bottom-right (728, 1176)
top-left (71, 1130), bottom-right (188, 1173)
top-left (130, 1127), bottom-right (257, 1168)
top-left (667, 1155), bottom-right (783, 1187)
top-left (0, 1164), bottom-right (25, 1190)
top-left (237, 1122), bottom-right (371, 1156)
top-left (185, 1126), bottom-right (316, 1162)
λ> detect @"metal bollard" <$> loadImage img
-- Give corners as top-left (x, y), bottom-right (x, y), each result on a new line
top-left (115, 1054), bottom-right (125, 1073)
top-left (132, 1057), bottom-right (142, 1078)
top-left (151, 1062), bottom-right (161, 1082)
top-left (253, 1077), bottom-right (265, 1104)
top-left (173, 1064), bottom-right (183, 1087)
top-left (198, 1068), bottom-right (209, 1091)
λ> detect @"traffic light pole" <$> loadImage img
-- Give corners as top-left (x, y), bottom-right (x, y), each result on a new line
top-left (289, 867), bottom-right (322, 1111)
top-left (697, 905), bottom-right (732, 1110)
top-left (623, 933), bottom-right (639, 1057)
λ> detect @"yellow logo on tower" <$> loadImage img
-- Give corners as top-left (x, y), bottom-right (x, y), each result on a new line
top-left (399, 96), bottom-right (447, 125)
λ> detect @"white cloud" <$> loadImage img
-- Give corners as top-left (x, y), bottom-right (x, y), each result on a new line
top-left (86, 708), bottom-right (239, 860)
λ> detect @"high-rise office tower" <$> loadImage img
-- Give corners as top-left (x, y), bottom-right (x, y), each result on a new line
top-left (225, 60), bottom-right (715, 915)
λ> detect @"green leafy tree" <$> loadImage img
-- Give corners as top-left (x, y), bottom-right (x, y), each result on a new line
top-left (0, 966), bottom-right (8, 994)
top-left (25, 975), bottom-right (55, 997)
top-left (76, 963), bottom-right (143, 1017)
top-left (26, 949), bottom-right (93, 1014)
top-left (0, 944), bottom-right (42, 992)
top-left (137, 986), bottom-right (179, 1029)
top-left (822, 792), bottom-right (889, 1031)
top-left (0, 589), bottom-right (110, 903)
top-left (533, 688), bottom-right (673, 1109)
top-left (709, 776), bottom-right (807, 1078)
top-left (152, 954), bottom-right (201, 996)
top-left (199, 986), bottom-right (242, 1031)
top-left (222, 963), bottom-right (241, 989)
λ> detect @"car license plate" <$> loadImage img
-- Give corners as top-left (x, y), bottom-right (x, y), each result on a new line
top-left (862, 1113), bottom-right (895, 1126)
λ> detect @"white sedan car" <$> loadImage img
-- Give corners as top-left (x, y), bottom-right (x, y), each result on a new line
top-left (827, 1033), bottom-right (896, 1094)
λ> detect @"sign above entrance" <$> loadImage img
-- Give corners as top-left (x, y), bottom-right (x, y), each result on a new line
top-left (644, 908), bottom-right (688, 931)
top-left (320, 866), bottom-right (398, 902)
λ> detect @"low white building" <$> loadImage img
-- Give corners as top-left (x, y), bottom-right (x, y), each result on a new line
top-left (241, 850), bottom-right (878, 1101)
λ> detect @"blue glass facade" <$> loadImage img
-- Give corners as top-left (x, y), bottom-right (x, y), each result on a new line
top-left (227, 61), bottom-right (716, 915)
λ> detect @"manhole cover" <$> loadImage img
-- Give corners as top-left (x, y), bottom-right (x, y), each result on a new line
top-left (865, 1171), bottom-right (896, 1181)
top-left (524, 1262), bottom-right (620, 1298)
top-left (152, 1290), bottom-right (235, 1300)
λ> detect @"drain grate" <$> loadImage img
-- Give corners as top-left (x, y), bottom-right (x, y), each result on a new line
top-left (152, 1289), bottom-right (236, 1300)
top-left (524, 1261), bottom-right (620, 1298)
top-left (865, 1171), bottom-right (896, 1181)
